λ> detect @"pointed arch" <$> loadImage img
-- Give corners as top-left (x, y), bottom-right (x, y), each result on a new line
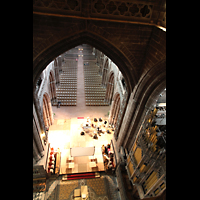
top-left (53, 58), bottom-right (60, 85)
top-left (109, 92), bottom-right (121, 127)
top-left (49, 70), bottom-right (57, 103)
top-left (105, 71), bottom-right (115, 104)
top-left (118, 59), bottom-right (166, 149)
top-left (102, 58), bottom-right (109, 86)
top-left (42, 93), bottom-right (53, 128)
top-left (98, 52), bottom-right (104, 75)
top-left (33, 31), bottom-right (137, 95)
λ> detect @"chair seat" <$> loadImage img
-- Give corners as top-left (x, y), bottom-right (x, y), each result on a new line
top-left (74, 188), bottom-right (81, 197)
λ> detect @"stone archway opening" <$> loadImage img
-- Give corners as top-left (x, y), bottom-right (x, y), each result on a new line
top-left (109, 92), bottom-right (121, 127)
top-left (33, 31), bottom-right (137, 96)
top-left (105, 72), bottom-right (114, 104)
top-left (42, 93), bottom-right (53, 129)
top-left (49, 70), bottom-right (57, 104)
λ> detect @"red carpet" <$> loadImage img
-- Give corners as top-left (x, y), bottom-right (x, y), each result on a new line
top-left (65, 172), bottom-right (97, 180)
top-left (77, 117), bottom-right (84, 119)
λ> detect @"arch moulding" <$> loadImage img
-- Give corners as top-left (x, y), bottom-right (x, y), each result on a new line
top-left (33, 30), bottom-right (138, 95)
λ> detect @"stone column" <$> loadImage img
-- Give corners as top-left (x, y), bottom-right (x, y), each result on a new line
top-left (42, 104), bottom-right (48, 127)
top-left (33, 138), bottom-right (41, 162)
top-left (33, 94), bottom-right (46, 134)
top-left (33, 118), bottom-right (44, 156)
top-left (126, 106), bottom-right (150, 151)
top-left (48, 100), bottom-right (53, 125)
top-left (114, 90), bottom-right (130, 142)
top-left (108, 100), bottom-right (115, 124)
top-left (53, 80), bottom-right (57, 101)
top-left (44, 98), bottom-right (51, 127)
top-left (114, 102), bottom-right (120, 126)
top-left (109, 83), bottom-right (114, 104)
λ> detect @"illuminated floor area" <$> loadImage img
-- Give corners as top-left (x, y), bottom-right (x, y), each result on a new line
top-left (48, 105), bottom-right (113, 174)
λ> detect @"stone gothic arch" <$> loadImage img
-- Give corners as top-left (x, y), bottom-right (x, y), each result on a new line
top-left (98, 52), bottom-right (104, 75)
top-left (42, 93), bottom-right (53, 128)
top-left (109, 92), bottom-right (121, 127)
top-left (53, 58), bottom-right (60, 85)
top-left (49, 70), bottom-right (57, 103)
top-left (102, 58), bottom-right (109, 86)
top-left (116, 59), bottom-right (166, 149)
top-left (105, 71), bottom-right (114, 104)
top-left (33, 31), bottom-right (137, 96)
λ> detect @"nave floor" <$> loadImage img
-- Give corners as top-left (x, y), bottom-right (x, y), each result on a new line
top-left (48, 104), bottom-right (112, 175)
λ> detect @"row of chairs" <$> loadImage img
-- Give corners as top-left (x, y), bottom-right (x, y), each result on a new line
top-left (84, 70), bottom-right (98, 73)
top-left (60, 76), bottom-right (77, 78)
top-left (84, 75), bottom-right (100, 77)
top-left (57, 96), bottom-right (76, 99)
top-left (60, 82), bottom-right (76, 85)
top-left (60, 102), bottom-right (76, 106)
top-left (84, 73), bottom-right (99, 75)
top-left (85, 86), bottom-right (105, 88)
top-left (56, 90), bottom-right (76, 93)
top-left (84, 80), bottom-right (102, 84)
top-left (59, 85), bottom-right (77, 88)
top-left (60, 75), bottom-right (77, 77)
top-left (61, 74), bottom-right (77, 76)
top-left (85, 83), bottom-right (101, 85)
top-left (60, 83), bottom-right (77, 86)
top-left (85, 91), bottom-right (105, 93)
top-left (84, 68), bottom-right (98, 70)
top-left (62, 68), bottom-right (77, 70)
top-left (84, 79), bottom-right (101, 82)
top-left (86, 98), bottom-right (104, 102)
top-left (57, 93), bottom-right (76, 95)
top-left (83, 62), bottom-right (108, 106)
top-left (60, 76), bottom-right (77, 79)
top-left (57, 92), bottom-right (76, 95)
top-left (85, 79), bottom-right (101, 82)
top-left (62, 72), bottom-right (77, 73)
top-left (62, 66), bottom-right (77, 68)
top-left (85, 88), bottom-right (105, 91)
top-left (57, 88), bottom-right (77, 90)
top-left (61, 74), bottom-right (77, 77)
top-left (60, 80), bottom-right (77, 82)
top-left (86, 95), bottom-right (104, 98)
top-left (57, 85), bottom-right (77, 88)
top-left (57, 99), bottom-right (76, 102)
top-left (85, 92), bottom-right (105, 95)
top-left (85, 89), bottom-right (105, 93)
top-left (54, 61), bottom-right (77, 106)
top-left (84, 76), bottom-right (100, 78)
top-left (60, 79), bottom-right (77, 84)
top-left (60, 78), bottom-right (76, 81)
top-left (86, 102), bottom-right (109, 106)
